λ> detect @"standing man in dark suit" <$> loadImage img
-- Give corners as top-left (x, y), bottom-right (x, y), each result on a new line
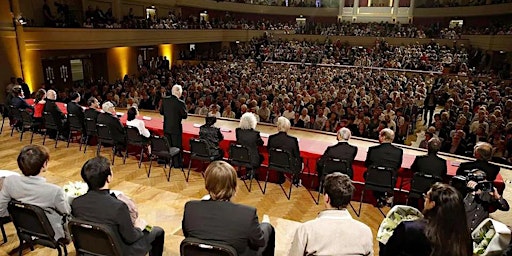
top-left (456, 142), bottom-right (501, 181)
top-left (183, 161), bottom-right (275, 256)
top-left (160, 84), bottom-right (187, 167)
top-left (97, 102), bottom-right (126, 156)
top-left (316, 127), bottom-right (357, 179)
top-left (410, 138), bottom-right (447, 179)
top-left (72, 156), bottom-right (165, 256)
top-left (67, 92), bottom-right (85, 133)
top-left (365, 128), bottom-right (403, 206)
top-left (268, 117), bottom-right (302, 185)
top-left (44, 89), bottom-right (67, 139)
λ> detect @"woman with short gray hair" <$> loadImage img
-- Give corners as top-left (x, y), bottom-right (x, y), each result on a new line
top-left (235, 113), bottom-right (264, 168)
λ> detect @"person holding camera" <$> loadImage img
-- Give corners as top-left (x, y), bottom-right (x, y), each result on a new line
top-left (464, 170), bottom-right (509, 231)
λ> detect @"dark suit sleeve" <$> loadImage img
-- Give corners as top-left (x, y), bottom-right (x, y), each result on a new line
top-left (247, 209), bottom-right (265, 248)
top-left (397, 149), bottom-right (403, 170)
top-left (218, 129), bottom-right (224, 141)
top-left (179, 100), bottom-right (187, 119)
top-left (256, 132), bottom-right (264, 146)
top-left (159, 98), bottom-right (165, 116)
top-left (21, 99), bottom-right (33, 110)
top-left (116, 202), bottom-right (144, 244)
top-left (456, 163), bottom-right (467, 176)
top-left (352, 146), bottom-right (358, 161)
top-left (410, 158), bottom-right (419, 173)
top-left (365, 147), bottom-right (373, 167)
top-left (293, 137), bottom-right (300, 160)
top-left (380, 222), bottom-right (406, 256)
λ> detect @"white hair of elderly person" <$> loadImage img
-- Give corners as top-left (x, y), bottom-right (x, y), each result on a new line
top-left (337, 127), bottom-right (352, 141)
top-left (172, 84), bottom-right (183, 98)
top-left (46, 89), bottom-right (57, 100)
top-left (239, 112), bottom-right (258, 130)
top-left (102, 101), bottom-right (115, 114)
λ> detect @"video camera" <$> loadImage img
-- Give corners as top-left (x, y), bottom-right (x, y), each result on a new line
top-left (451, 169), bottom-right (494, 195)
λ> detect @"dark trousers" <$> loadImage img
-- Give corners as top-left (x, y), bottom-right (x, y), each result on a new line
top-left (256, 223), bottom-right (275, 256)
top-left (145, 226), bottom-right (165, 256)
top-left (424, 107), bottom-right (435, 125)
top-left (165, 133), bottom-right (183, 167)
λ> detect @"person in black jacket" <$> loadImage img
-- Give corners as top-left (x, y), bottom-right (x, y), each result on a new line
top-left (316, 127), bottom-right (357, 179)
top-left (182, 161), bottom-right (275, 256)
top-left (199, 116), bottom-right (224, 160)
top-left (423, 92), bottom-right (437, 125)
top-left (44, 89), bottom-right (67, 139)
top-left (67, 92), bottom-right (85, 133)
top-left (268, 117), bottom-right (302, 185)
top-left (84, 97), bottom-right (100, 121)
top-left (410, 137), bottom-right (447, 179)
top-left (456, 142), bottom-right (501, 181)
top-left (160, 85), bottom-right (187, 167)
top-left (72, 156), bottom-right (165, 256)
top-left (10, 85), bottom-right (33, 111)
top-left (97, 101), bottom-right (126, 156)
top-left (236, 113), bottom-right (264, 168)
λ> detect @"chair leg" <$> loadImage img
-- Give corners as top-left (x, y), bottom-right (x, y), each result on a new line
top-left (67, 130), bottom-right (72, 148)
top-left (123, 146), bottom-right (128, 164)
top-left (19, 128), bottom-right (24, 141)
top-left (42, 130), bottom-right (47, 145)
top-left (111, 146), bottom-right (116, 165)
top-left (138, 147), bottom-right (144, 168)
top-left (10, 124), bottom-right (15, 137)
top-left (316, 179), bottom-right (324, 205)
top-left (187, 158), bottom-right (193, 182)
top-left (165, 159), bottom-right (172, 182)
top-left (357, 188), bottom-right (365, 217)
top-left (0, 118), bottom-right (4, 134)
top-left (18, 241), bottom-right (23, 256)
top-left (242, 167), bottom-right (253, 192)
top-left (147, 155), bottom-right (153, 178)
top-left (83, 136), bottom-right (89, 153)
top-left (96, 143), bottom-right (101, 156)
top-left (56, 245), bottom-right (62, 256)
top-left (78, 134), bottom-right (83, 151)
top-left (30, 129), bottom-right (35, 144)
top-left (62, 243), bottom-right (68, 256)
top-left (54, 131), bottom-right (59, 148)
top-left (0, 224), bottom-right (6, 243)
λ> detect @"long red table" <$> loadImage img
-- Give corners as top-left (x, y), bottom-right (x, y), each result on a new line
top-left (38, 100), bottom-right (506, 195)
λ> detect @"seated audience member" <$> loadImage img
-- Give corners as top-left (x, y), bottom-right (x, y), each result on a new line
top-left (72, 156), bottom-right (165, 256)
top-left (199, 116), bottom-right (224, 160)
top-left (440, 131), bottom-right (467, 155)
top-left (364, 128), bottom-right (403, 206)
top-left (182, 161), bottom-right (275, 256)
top-left (67, 92), bottom-right (85, 132)
top-left (381, 183), bottom-right (472, 256)
top-left (33, 89), bottom-right (47, 123)
top-left (126, 106), bottom-right (150, 138)
top-left (10, 85), bottom-right (33, 110)
top-left (44, 89), bottom-right (67, 138)
top-left (418, 131), bottom-right (433, 149)
top-left (456, 142), bottom-right (500, 181)
top-left (268, 117), bottom-right (302, 184)
top-left (410, 138), bottom-right (447, 179)
top-left (316, 127), bottom-right (357, 179)
top-left (84, 96), bottom-right (100, 120)
top-left (97, 101), bottom-right (126, 156)
top-left (0, 145), bottom-right (70, 241)
top-left (289, 173), bottom-right (373, 256)
top-left (236, 112), bottom-right (264, 167)
top-left (464, 170), bottom-right (509, 231)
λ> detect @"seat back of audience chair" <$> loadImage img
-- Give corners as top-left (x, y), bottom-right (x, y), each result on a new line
top-left (69, 219), bottom-right (122, 256)
top-left (180, 237), bottom-right (238, 256)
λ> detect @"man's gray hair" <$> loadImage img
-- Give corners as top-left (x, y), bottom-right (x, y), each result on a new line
top-left (380, 128), bottom-right (395, 142)
top-left (172, 84), bottom-right (182, 98)
top-left (102, 101), bottom-right (114, 112)
top-left (239, 112), bottom-right (257, 130)
top-left (337, 127), bottom-right (351, 141)
top-left (276, 117), bottom-right (291, 133)
top-left (46, 90), bottom-right (57, 100)
top-left (427, 137), bottom-right (442, 153)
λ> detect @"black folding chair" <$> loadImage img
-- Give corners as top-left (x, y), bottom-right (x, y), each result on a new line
top-left (8, 201), bottom-right (68, 256)
top-left (268, 148), bottom-right (302, 200)
top-left (229, 143), bottom-right (266, 194)
top-left (358, 166), bottom-right (397, 217)
top-left (96, 124), bottom-right (117, 164)
top-left (180, 237), bottom-right (238, 256)
top-left (42, 111), bottom-right (60, 148)
top-left (124, 126), bottom-right (150, 168)
top-left (66, 113), bottom-right (84, 149)
top-left (189, 138), bottom-right (219, 178)
top-left (9, 105), bottom-right (21, 137)
top-left (148, 135), bottom-right (184, 181)
top-left (312, 158), bottom-right (353, 205)
top-left (68, 219), bottom-right (122, 256)
top-left (406, 172), bottom-right (442, 205)
top-left (83, 117), bottom-right (97, 154)
top-left (0, 104), bottom-right (7, 134)
top-left (0, 216), bottom-right (11, 243)
top-left (19, 109), bottom-right (40, 144)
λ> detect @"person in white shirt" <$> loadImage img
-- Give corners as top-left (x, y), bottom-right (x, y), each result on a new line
top-left (289, 173), bottom-right (373, 255)
top-left (126, 106), bottom-right (150, 138)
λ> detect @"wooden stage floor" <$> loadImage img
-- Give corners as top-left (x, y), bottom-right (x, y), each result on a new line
top-left (0, 118), bottom-right (510, 256)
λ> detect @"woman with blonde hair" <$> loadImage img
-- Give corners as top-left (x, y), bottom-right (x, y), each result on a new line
top-left (182, 161), bottom-right (275, 256)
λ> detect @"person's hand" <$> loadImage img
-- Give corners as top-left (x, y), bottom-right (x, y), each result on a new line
top-left (467, 180), bottom-right (478, 190)
top-left (492, 187), bottom-right (502, 200)
top-left (135, 218), bottom-right (147, 230)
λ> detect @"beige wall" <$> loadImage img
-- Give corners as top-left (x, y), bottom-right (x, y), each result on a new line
top-left (413, 3), bottom-right (512, 17)
top-left (0, 0), bottom-right (21, 102)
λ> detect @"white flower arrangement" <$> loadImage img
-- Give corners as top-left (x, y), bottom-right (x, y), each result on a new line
top-left (63, 181), bottom-right (88, 198)
top-left (472, 218), bottom-right (511, 256)
top-left (377, 205), bottom-right (424, 244)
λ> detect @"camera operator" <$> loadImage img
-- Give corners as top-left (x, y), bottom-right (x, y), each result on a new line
top-left (464, 170), bottom-right (509, 231)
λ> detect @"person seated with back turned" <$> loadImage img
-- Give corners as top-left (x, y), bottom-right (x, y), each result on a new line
top-left (126, 106), bottom-right (150, 138)
top-left (316, 127), bottom-right (357, 179)
top-left (10, 85), bottom-right (33, 111)
top-left (84, 96), bottom-right (100, 121)
top-left (72, 156), bottom-right (165, 256)
top-left (463, 170), bottom-right (509, 232)
top-left (67, 92), bottom-right (85, 133)
top-left (97, 101), bottom-right (126, 157)
top-left (199, 115), bottom-right (224, 160)
top-left (44, 89), bottom-right (67, 139)
top-left (364, 128), bottom-right (403, 207)
top-left (236, 112), bottom-right (264, 168)
top-left (456, 142), bottom-right (501, 182)
top-left (410, 137), bottom-right (447, 179)
top-left (268, 117), bottom-right (302, 185)
top-left (182, 161), bottom-right (275, 256)
top-left (288, 173), bottom-right (373, 256)
top-left (380, 183), bottom-right (472, 256)
top-left (0, 145), bottom-right (71, 241)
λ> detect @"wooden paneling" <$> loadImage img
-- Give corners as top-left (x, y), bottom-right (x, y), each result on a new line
top-left (414, 3), bottom-right (512, 17)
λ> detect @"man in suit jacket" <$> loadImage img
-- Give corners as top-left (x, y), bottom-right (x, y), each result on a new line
top-left (183, 161), bottom-right (275, 256)
top-left (0, 145), bottom-right (70, 241)
top-left (97, 101), bottom-right (126, 155)
top-left (44, 89), bottom-right (67, 137)
top-left (410, 137), bottom-right (447, 179)
top-left (268, 117), bottom-right (302, 184)
top-left (72, 156), bottom-right (165, 256)
top-left (456, 142), bottom-right (500, 181)
top-left (160, 85), bottom-right (187, 167)
top-left (84, 96), bottom-right (100, 121)
top-left (289, 173), bottom-right (373, 256)
top-left (67, 92), bottom-right (85, 132)
top-left (316, 127), bottom-right (357, 179)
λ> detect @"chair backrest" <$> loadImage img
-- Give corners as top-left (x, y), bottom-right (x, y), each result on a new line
top-left (69, 219), bottom-right (122, 256)
top-left (68, 113), bottom-right (83, 131)
top-left (364, 166), bottom-right (396, 192)
top-left (96, 124), bottom-right (113, 143)
top-left (229, 143), bottom-right (252, 165)
top-left (43, 111), bottom-right (59, 130)
top-left (409, 172), bottom-right (441, 198)
top-left (7, 201), bottom-right (57, 246)
top-left (84, 117), bottom-right (97, 136)
top-left (190, 138), bottom-right (211, 157)
top-left (0, 103), bottom-right (6, 118)
top-left (268, 148), bottom-right (293, 173)
top-left (150, 135), bottom-right (169, 153)
top-left (126, 126), bottom-right (145, 145)
top-left (9, 106), bottom-right (21, 121)
top-left (180, 237), bottom-right (238, 256)
top-left (323, 158), bottom-right (351, 177)
top-left (19, 109), bottom-right (34, 126)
